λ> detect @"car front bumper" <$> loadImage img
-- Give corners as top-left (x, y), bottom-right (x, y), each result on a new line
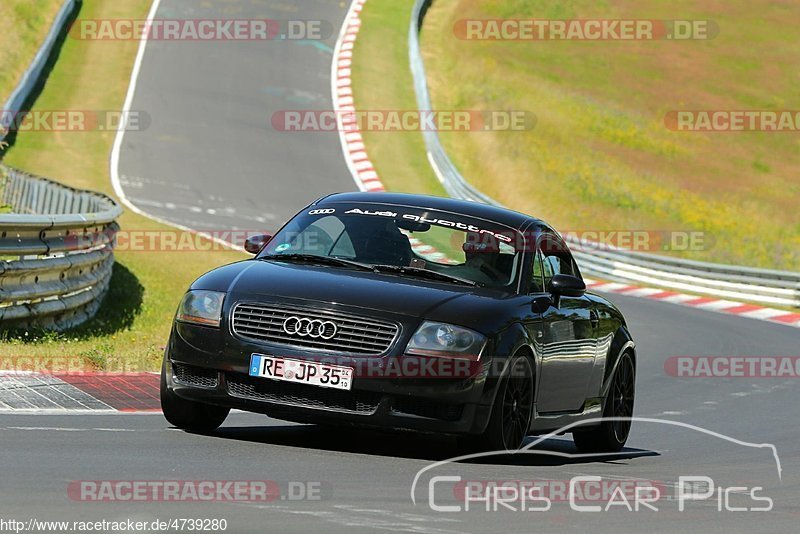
top-left (165, 321), bottom-right (495, 435)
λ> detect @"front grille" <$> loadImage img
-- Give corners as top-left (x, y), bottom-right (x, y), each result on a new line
top-left (391, 397), bottom-right (464, 421)
top-left (226, 373), bottom-right (381, 415)
top-left (231, 303), bottom-right (399, 356)
top-left (173, 363), bottom-right (219, 389)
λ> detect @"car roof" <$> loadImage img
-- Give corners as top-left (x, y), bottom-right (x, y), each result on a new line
top-left (315, 192), bottom-right (544, 231)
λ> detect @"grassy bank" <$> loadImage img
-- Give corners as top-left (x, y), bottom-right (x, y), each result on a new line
top-left (352, 0), bottom-right (799, 270)
top-left (0, 0), bottom-right (65, 98)
top-left (1, 0), bottom-right (244, 370)
top-left (350, 0), bottom-right (445, 196)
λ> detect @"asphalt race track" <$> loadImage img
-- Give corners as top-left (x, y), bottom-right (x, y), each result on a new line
top-left (115, 0), bottom-right (355, 233)
top-left (2, 1), bottom-right (797, 532)
top-left (3, 297), bottom-right (799, 532)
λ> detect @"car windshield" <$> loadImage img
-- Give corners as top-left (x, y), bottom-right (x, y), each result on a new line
top-left (260, 202), bottom-right (523, 289)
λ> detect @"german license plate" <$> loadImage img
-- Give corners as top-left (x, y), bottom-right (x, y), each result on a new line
top-left (249, 354), bottom-right (353, 391)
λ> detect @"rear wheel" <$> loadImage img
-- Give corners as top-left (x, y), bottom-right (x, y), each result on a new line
top-left (464, 352), bottom-right (534, 452)
top-left (573, 352), bottom-right (635, 453)
top-left (160, 359), bottom-right (229, 432)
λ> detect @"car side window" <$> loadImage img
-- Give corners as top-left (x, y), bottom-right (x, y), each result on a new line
top-left (559, 253), bottom-right (577, 278)
top-left (551, 254), bottom-right (575, 277)
top-left (542, 254), bottom-right (559, 290)
top-left (540, 235), bottom-right (577, 288)
top-left (570, 257), bottom-right (582, 281)
top-left (530, 249), bottom-right (546, 293)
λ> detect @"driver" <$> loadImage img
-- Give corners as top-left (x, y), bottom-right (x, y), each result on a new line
top-left (463, 232), bottom-right (505, 281)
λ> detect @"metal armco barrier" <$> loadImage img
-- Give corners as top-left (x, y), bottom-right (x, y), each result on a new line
top-left (1, 0), bottom-right (80, 144)
top-left (0, 0), bottom-right (117, 329)
top-left (0, 166), bottom-right (121, 329)
top-left (408, 0), bottom-right (799, 308)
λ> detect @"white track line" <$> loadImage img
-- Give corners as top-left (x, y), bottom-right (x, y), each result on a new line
top-left (109, 0), bottom-right (245, 253)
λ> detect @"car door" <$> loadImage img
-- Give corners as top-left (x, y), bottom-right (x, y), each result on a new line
top-left (529, 235), bottom-right (598, 413)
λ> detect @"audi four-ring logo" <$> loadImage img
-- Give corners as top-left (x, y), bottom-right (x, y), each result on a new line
top-left (282, 316), bottom-right (338, 340)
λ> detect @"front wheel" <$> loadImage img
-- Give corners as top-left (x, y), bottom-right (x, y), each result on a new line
top-left (160, 359), bottom-right (229, 432)
top-left (464, 352), bottom-right (534, 453)
top-left (573, 351), bottom-right (635, 453)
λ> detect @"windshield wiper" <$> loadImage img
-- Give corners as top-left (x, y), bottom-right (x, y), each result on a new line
top-left (370, 265), bottom-right (479, 287)
top-left (260, 254), bottom-right (374, 271)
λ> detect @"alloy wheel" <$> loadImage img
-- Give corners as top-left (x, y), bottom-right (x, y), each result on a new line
top-left (501, 356), bottom-right (534, 450)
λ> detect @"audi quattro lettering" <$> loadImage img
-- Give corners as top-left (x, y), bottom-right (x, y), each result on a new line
top-left (161, 192), bottom-right (636, 452)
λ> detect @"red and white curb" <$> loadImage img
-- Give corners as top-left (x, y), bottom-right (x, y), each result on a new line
top-left (0, 372), bottom-right (160, 413)
top-left (333, 0), bottom-right (382, 193)
top-left (332, 0), bottom-right (454, 264)
top-left (585, 279), bottom-right (800, 328)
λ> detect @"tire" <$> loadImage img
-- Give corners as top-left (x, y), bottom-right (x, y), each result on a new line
top-left (160, 359), bottom-right (230, 432)
top-left (464, 351), bottom-right (535, 453)
top-left (573, 351), bottom-right (635, 453)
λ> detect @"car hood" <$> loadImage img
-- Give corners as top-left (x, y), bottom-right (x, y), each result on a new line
top-left (191, 259), bottom-right (524, 328)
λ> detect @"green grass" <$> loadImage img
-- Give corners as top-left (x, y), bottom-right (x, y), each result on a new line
top-left (350, 0), bottom-right (445, 196)
top-left (0, 0), bottom-right (244, 370)
top-left (352, 0), bottom-right (800, 270)
top-left (0, 0), bottom-right (65, 99)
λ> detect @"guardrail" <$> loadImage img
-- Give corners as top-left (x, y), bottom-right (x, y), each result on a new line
top-left (408, 0), bottom-right (800, 308)
top-left (0, 0), bottom-right (115, 329)
top-left (1, 0), bottom-right (80, 146)
top-left (0, 166), bottom-right (121, 329)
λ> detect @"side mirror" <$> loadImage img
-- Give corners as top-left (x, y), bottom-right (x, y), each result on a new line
top-left (244, 233), bottom-right (272, 254)
top-left (548, 274), bottom-right (586, 298)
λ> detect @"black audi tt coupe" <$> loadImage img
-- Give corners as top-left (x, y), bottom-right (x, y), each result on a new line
top-left (161, 192), bottom-right (636, 452)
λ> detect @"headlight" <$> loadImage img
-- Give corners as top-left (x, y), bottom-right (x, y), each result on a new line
top-left (176, 290), bottom-right (225, 327)
top-left (405, 321), bottom-right (487, 361)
